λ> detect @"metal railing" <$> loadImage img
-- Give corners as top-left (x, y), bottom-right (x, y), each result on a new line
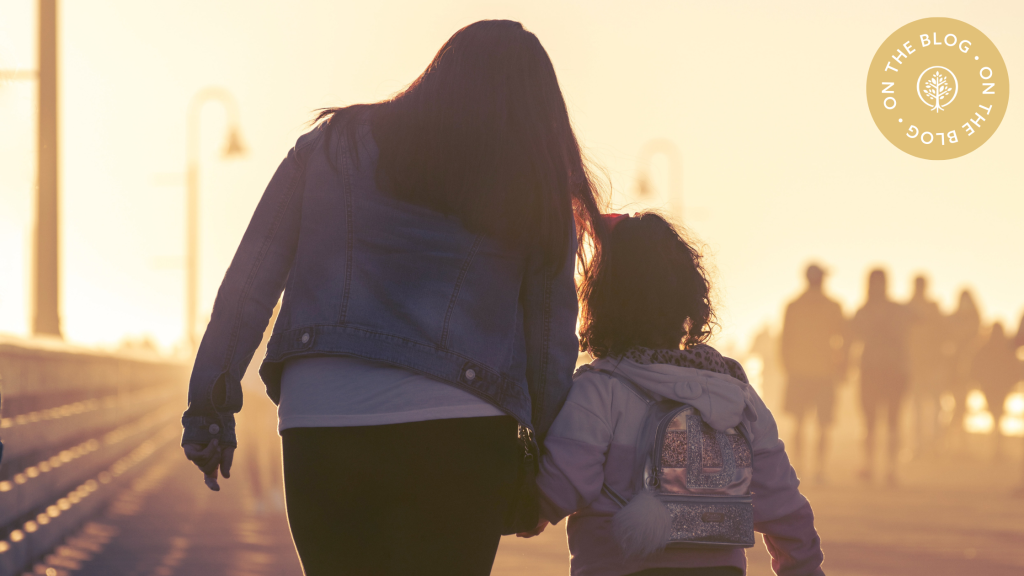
top-left (0, 337), bottom-right (187, 576)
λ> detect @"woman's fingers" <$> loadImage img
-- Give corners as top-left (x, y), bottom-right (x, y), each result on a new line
top-left (183, 440), bottom-right (234, 491)
top-left (220, 447), bottom-right (235, 478)
top-left (183, 439), bottom-right (222, 475)
top-left (204, 469), bottom-right (221, 492)
top-left (196, 439), bottom-right (221, 474)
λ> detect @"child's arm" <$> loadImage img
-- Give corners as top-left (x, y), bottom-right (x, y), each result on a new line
top-left (748, 393), bottom-right (826, 576)
top-left (535, 373), bottom-right (613, 524)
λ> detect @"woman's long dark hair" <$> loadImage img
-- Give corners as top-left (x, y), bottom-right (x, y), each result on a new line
top-left (579, 213), bottom-right (715, 358)
top-left (315, 20), bottom-right (603, 270)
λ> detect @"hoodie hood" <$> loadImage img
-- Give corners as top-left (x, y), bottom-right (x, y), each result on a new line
top-left (590, 355), bottom-right (759, 432)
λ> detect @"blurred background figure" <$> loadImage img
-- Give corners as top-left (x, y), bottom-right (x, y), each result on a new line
top-left (1015, 312), bottom-right (1024, 497)
top-left (943, 290), bottom-right (983, 447)
top-left (850, 269), bottom-right (913, 485)
top-left (906, 275), bottom-right (947, 456)
top-left (1015, 311), bottom-right (1024, 351)
top-left (971, 322), bottom-right (1020, 456)
top-left (780, 264), bottom-right (846, 483)
top-left (748, 325), bottom-right (785, 411)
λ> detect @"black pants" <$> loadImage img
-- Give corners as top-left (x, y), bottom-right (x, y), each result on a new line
top-left (282, 416), bottom-right (519, 576)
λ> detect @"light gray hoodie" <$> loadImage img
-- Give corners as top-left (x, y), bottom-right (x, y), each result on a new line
top-left (537, 349), bottom-right (825, 576)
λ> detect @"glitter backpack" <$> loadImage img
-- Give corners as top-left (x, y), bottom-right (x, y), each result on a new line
top-left (593, 368), bottom-right (755, 557)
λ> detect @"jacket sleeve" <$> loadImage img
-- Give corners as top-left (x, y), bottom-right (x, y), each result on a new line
top-left (536, 373), bottom-right (612, 523)
top-left (748, 392), bottom-right (825, 576)
top-left (521, 230), bottom-right (580, 442)
top-left (180, 129), bottom-right (319, 448)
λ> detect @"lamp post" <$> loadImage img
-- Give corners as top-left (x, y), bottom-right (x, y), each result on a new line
top-left (635, 138), bottom-right (683, 221)
top-left (2, 0), bottom-right (59, 338)
top-left (185, 87), bottom-right (246, 350)
top-left (34, 0), bottom-right (60, 337)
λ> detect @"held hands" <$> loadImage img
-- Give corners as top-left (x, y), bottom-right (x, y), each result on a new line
top-left (182, 439), bottom-right (235, 491)
top-left (516, 518), bottom-right (549, 538)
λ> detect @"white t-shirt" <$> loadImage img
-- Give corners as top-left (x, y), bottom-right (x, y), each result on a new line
top-left (277, 355), bottom-right (505, 432)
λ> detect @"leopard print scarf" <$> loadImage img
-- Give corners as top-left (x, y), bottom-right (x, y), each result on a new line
top-left (616, 345), bottom-right (749, 384)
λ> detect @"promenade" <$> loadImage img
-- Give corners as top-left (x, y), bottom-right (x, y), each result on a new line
top-left (494, 451), bottom-right (1024, 576)
top-left (47, 432), bottom-right (1022, 576)
top-left (12, 381), bottom-right (1022, 576)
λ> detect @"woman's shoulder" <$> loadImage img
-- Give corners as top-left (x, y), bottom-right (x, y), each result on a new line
top-left (293, 105), bottom-right (376, 161)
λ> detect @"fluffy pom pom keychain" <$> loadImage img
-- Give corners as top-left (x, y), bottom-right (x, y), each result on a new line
top-left (611, 489), bottom-right (673, 558)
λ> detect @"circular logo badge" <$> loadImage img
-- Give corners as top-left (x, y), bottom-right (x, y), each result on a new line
top-left (867, 18), bottom-right (1009, 160)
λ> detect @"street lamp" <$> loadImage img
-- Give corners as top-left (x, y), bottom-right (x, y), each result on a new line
top-left (186, 87), bottom-right (246, 350)
top-left (1, 0), bottom-right (59, 338)
top-left (635, 138), bottom-right (683, 221)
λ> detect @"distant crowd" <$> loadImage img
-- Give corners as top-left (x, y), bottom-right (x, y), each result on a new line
top-left (764, 265), bottom-right (1023, 485)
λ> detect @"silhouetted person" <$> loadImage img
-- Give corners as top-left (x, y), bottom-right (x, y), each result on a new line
top-left (944, 290), bottom-right (982, 443)
top-left (780, 264), bottom-right (846, 482)
top-left (181, 21), bottom-right (602, 574)
top-left (1015, 312), bottom-right (1024, 351)
top-left (1015, 312), bottom-right (1024, 497)
top-left (906, 275), bottom-right (946, 454)
top-left (850, 269), bottom-right (913, 485)
top-left (971, 323), bottom-right (1020, 455)
top-left (749, 325), bottom-right (785, 411)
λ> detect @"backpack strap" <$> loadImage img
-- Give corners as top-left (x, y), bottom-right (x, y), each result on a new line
top-left (601, 483), bottom-right (630, 508)
top-left (584, 366), bottom-right (656, 509)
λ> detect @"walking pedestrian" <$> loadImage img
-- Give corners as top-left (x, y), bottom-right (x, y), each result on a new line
top-left (944, 290), bottom-right (982, 445)
top-left (780, 264), bottom-right (846, 483)
top-left (1014, 312), bottom-right (1024, 496)
top-left (850, 269), bottom-right (913, 485)
top-left (180, 20), bottom-right (604, 575)
top-left (906, 275), bottom-right (946, 455)
top-left (971, 322), bottom-right (1020, 455)
top-left (1015, 311), bottom-right (1024, 351)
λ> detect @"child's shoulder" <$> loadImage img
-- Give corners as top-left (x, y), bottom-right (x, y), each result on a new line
top-left (573, 358), bottom-right (627, 381)
top-left (573, 363), bottom-right (598, 379)
top-left (721, 356), bottom-right (750, 385)
top-left (571, 360), bottom-right (643, 401)
top-left (571, 361), bottom-right (628, 393)
top-left (573, 362), bottom-right (610, 385)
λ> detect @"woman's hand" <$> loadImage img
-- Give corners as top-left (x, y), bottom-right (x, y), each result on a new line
top-left (516, 519), bottom-right (549, 538)
top-left (182, 439), bottom-right (235, 491)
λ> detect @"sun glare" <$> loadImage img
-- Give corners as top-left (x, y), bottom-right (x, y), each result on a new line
top-left (999, 391), bottom-right (1024, 437)
top-left (963, 389), bottom-right (994, 435)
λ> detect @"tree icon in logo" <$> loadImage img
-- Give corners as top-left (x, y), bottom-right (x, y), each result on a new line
top-left (917, 66), bottom-right (958, 113)
top-left (924, 71), bottom-right (951, 111)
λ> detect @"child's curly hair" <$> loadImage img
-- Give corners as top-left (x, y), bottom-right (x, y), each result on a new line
top-left (579, 212), bottom-right (715, 358)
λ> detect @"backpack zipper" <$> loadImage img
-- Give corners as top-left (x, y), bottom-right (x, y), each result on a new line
top-left (648, 404), bottom-right (691, 488)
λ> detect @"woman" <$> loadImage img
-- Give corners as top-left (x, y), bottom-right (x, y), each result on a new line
top-left (849, 269), bottom-right (913, 485)
top-left (945, 290), bottom-right (982, 437)
top-left (181, 20), bottom-right (603, 575)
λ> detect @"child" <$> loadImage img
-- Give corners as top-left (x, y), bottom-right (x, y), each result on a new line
top-left (523, 213), bottom-right (825, 576)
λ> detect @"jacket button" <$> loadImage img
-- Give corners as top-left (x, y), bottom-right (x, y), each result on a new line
top-left (465, 369), bottom-right (476, 381)
top-left (301, 333), bottom-right (310, 344)
top-left (208, 424), bottom-right (220, 434)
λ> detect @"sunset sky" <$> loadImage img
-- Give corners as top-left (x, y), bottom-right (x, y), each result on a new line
top-left (1, 0), bottom-right (1021, 353)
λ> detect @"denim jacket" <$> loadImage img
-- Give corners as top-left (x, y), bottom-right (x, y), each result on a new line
top-left (181, 120), bottom-right (580, 448)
